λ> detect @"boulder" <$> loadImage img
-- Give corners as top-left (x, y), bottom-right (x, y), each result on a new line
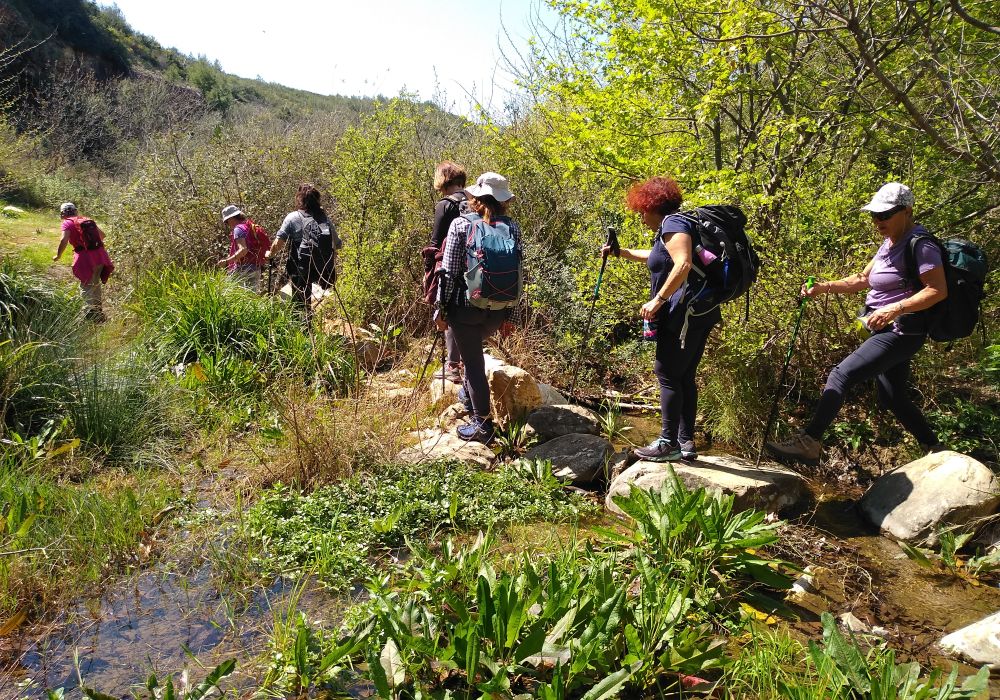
top-left (1, 205), bottom-right (25, 218)
top-left (524, 433), bottom-right (613, 487)
top-left (537, 382), bottom-right (568, 406)
top-left (429, 376), bottom-right (462, 407)
top-left (396, 430), bottom-right (494, 470)
top-left (940, 612), bottom-right (1000, 668)
top-left (606, 454), bottom-right (808, 517)
top-left (607, 449), bottom-right (634, 481)
top-left (859, 451), bottom-right (1000, 544)
top-left (524, 404), bottom-right (600, 442)
top-left (488, 364), bottom-right (542, 423)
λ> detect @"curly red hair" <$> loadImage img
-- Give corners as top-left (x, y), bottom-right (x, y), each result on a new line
top-left (625, 177), bottom-right (683, 216)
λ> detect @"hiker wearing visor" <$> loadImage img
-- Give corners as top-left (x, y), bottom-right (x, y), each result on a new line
top-left (767, 183), bottom-right (947, 466)
top-left (436, 172), bottom-right (523, 444)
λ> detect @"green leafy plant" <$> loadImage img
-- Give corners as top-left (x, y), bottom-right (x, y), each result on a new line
top-left (69, 657), bottom-right (236, 700)
top-left (779, 612), bottom-right (988, 699)
top-left (493, 418), bottom-right (538, 459)
top-left (899, 526), bottom-right (1000, 584)
top-left (598, 398), bottom-right (633, 443)
top-left (831, 419), bottom-right (875, 454)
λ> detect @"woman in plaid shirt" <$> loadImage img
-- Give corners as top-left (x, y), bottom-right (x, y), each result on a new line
top-left (435, 172), bottom-right (522, 443)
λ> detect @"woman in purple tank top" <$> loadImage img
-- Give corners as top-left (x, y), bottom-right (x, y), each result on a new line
top-left (766, 183), bottom-right (948, 466)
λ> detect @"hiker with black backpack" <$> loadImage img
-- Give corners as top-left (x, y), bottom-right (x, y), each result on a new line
top-left (436, 172), bottom-right (522, 443)
top-left (265, 183), bottom-right (341, 318)
top-left (766, 183), bottom-right (949, 466)
top-left (54, 202), bottom-right (114, 321)
top-left (607, 177), bottom-right (723, 463)
top-left (218, 204), bottom-right (270, 292)
top-left (422, 161), bottom-right (469, 383)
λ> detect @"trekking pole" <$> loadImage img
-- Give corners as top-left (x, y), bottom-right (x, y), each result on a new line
top-left (418, 331), bottom-right (442, 384)
top-left (267, 258), bottom-right (275, 296)
top-left (568, 226), bottom-right (620, 398)
top-left (757, 276), bottom-right (815, 465)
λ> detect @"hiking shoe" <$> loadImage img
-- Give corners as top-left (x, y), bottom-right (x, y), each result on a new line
top-left (679, 441), bottom-right (698, 461)
top-left (766, 432), bottom-right (821, 466)
top-left (457, 416), bottom-right (495, 443)
top-left (432, 363), bottom-right (463, 383)
top-left (457, 385), bottom-right (473, 413)
top-left (634, 438), bottom-right (682, 462)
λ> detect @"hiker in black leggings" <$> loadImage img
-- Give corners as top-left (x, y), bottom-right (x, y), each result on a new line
top-left (767, 182), bottom-right (947, 465)
top-left (605, 176), bottom-right (720, 462)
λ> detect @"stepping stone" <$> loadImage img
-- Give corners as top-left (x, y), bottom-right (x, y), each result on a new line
top-left (396, 430), bottom-right (494, 470)
top-left (524, 433), bottom-right (613, 487)
top-left (537, 382), bottom-right (568, 406)
top-left (524, 404), bottom-right (600, 442)
top-left (859, 451), bottom-right (1000, 545)
top-left (606, 454), bottom-right (808, 517)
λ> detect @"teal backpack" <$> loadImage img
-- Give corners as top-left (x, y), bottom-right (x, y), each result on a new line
top-left (463, 212), bottom-right (522, 310)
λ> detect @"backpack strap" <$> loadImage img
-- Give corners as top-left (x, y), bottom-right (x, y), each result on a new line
top-left (903, 232), bottom-right (945, 291)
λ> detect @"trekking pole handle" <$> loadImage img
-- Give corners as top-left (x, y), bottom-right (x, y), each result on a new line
top-left (605, 226), bottom-right (620, 259)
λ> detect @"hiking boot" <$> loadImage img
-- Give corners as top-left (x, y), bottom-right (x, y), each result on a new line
top-left (457, 415), bottom-right (495, 443)
top-left (457, 385), bottom-right (473, 414)
top-left (679, 440), bottom-right (698, 461)
top-left (432, 363), bottom-right (463, 383)
top-left (634, 438), bottom-right (682, 462)
top-left (766, 432), bottom-right (821, 466)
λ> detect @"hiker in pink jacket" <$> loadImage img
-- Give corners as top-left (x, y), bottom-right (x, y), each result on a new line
top-left (53, 202), bottom-right (115, 321)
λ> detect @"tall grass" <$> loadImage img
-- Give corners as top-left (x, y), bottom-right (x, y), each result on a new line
top-left (131, 267), bottom-right (354, 392)
top-left (0, 259), bottom-right (83, 435)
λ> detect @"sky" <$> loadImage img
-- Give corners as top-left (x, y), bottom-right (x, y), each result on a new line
top-left (103, 0), bottom-right (557, 114)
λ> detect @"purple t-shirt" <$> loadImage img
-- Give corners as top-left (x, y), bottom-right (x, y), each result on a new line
top-left (865, 224), bottom-right (942, 310)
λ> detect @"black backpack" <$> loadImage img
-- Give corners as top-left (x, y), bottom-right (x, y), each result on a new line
top-left (679, 205), bottom-right (760, 312)
top-left (904, 234), bottom-right (988, 342)
top-left (296, 212), bottom-right (337, 289)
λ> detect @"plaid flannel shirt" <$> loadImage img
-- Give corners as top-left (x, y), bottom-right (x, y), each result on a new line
top-left (438, 214), bottom-right (523, 317)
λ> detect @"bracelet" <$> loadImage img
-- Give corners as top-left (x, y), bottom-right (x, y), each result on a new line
top-left (656, 293), bottom-right (668, 302)
top-left (896, 302), bottom-right (905, 315)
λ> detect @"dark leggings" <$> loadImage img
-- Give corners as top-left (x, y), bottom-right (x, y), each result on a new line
top-left (805, 330), bottom-right (936, 445)
top-left (654, 320), bottom-right (716, 445)
top-left (448, 305), bottom-right (507, 417)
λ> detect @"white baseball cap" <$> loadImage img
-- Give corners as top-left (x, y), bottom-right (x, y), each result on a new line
top-left (466, 172), bottom-right (514, 202)
top-left (861, 183), bottom-right (914, 213)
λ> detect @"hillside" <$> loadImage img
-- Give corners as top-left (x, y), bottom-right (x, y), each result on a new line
top-left (0, 0), bottom-right (377, 118)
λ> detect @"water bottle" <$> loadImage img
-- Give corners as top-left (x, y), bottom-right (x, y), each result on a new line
top-left (695, 244), bottom-right (718, 266)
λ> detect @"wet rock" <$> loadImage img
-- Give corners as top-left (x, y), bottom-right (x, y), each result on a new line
top-left (859, 451), bottom-right (1000, 545)
top-left (524, 433), bottom-right (613, 487)
top-left (524, 404), bottom-right (600, 442)
top-left (537, 382), bottom-right (568, 406)
top-left (396, 430), bottom-right (495, 470)
top-left (488, 364), bottom-right (542, 423)
top-left (606, 454), bottom-right (808, 517)
top-left (940, 612), bottom-right (1000, 668)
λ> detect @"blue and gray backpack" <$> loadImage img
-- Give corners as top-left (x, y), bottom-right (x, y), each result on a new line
top-left (462, 212), bottom-right (522, 310)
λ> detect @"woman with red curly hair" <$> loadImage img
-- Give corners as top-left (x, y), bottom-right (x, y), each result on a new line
top-left (605, 176), bottom-right (720, 462)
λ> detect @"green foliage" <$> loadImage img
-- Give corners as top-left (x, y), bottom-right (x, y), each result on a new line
top-left (0, 259), bottom-right (83, 435)
top-left (597, 398), bottom-right (633, 443)
top-left (899, 527), bottom-right (1000, 584)
top-left (925, 399), bottom-right (1000, 461)
top-left (131, 267), bottom-right (354, 400)
top-left (493, 418), bottom-right (538, 459)
top-left (244, 460), bottom-right (595, 589)
top-left (780, 612), bottom-right (989, 699)
top-left (72, 658), bottom-right (236, 700)
top-left (0, 440), bottom-right (177, 618)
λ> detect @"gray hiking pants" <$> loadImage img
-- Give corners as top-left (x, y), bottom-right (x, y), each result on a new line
top-left (447, 305), bottom-right (506, 417)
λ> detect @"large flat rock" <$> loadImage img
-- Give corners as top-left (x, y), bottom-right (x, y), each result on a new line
top-left (859, 451), bottom-right (1000, 544)
top-left (606, 454), bottom-right (808, 517)
top-left (524, 404), bottom-right (600, 443)
top-left (940, 612), bottom-right (1000, 668)
top-left (396, 430), bottom-right (495, 470)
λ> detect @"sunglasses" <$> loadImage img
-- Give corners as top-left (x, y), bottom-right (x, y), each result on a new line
top-left (870, 205), bottom-right (906, 222)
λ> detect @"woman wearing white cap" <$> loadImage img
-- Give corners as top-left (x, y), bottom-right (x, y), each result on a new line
top-left (767, 182), bottom-right (947, 465)
top-left (436, 172), bottom-right (522, 443)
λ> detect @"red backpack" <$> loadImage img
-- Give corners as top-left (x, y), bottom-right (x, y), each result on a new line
top-left (68, 216), bottom-right (104, 251)
top-left (241, 219), bottom-right (271, 266)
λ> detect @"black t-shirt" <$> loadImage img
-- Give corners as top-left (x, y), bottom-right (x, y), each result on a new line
top-left (431, 192), bottom-right (468, 250)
